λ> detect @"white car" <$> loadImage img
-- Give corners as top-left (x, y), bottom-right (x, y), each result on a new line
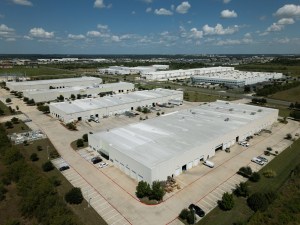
top-left (251, 157), bottom-right (264, 165)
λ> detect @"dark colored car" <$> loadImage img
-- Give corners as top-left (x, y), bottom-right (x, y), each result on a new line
top-left (91, 156), bottom-right (102, 164)
top-left (59, 165), bottom-right (70, 171)
top-left (189, 204), bottom-right (205, 217)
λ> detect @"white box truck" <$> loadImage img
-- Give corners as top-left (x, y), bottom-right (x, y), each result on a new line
top-left (204, 160), bottom-right (214, 168)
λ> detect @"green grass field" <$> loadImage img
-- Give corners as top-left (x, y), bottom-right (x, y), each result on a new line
top-left (0, 66), bottom-right (75, 77)
top-left (197, 139), bottom-right (300, 225)
top-left (268, 85), bottom-right (300, 102)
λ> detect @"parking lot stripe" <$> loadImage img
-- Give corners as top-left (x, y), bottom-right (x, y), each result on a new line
top-left (111, 217), bottom-right (124, 225)
top-left (201, 199), bottom-right (214, 208)
top-left (106, 213), bottom-right (120, 223)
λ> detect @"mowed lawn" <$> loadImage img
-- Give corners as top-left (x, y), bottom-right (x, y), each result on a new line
top-left (197, 138), bottom-right (300, 225)
top-left (0, 66), bottom-right (74, 77)
top-left (269, 85), bottom-right (300, 102)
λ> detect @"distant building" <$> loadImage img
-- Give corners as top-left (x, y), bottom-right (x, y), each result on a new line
top-left (23, 82), bottom-right (134, 103)
top-left (6, 77), bottom-right (102, 92)
top-left (98, 65), bottom-right (169, 75)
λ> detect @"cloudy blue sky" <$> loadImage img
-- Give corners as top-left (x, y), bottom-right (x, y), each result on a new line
top-left (0, 0), bottom-right (300, 54)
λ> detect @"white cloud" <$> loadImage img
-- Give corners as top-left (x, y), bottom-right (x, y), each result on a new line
top-left (87, 30), bottom-right (102, 37)
top-left (244, 32), bottom-right (251, 38)
top-left (97, 24), bottom-right (108, 30)
top-left (203, 23), bottom-right (239, 35)
top-left (6, 37), bottom-right (16, 41)
top-left (12, 0), bottom-right (32, 6)
top-left (216, 38), bottom-right (252, 46)
top-left (266, 23), bottom-right (283, 32)
top-left (132, 11), bottom-right (136, 15)
top-left (24, 35), bottom-right (33, 40)
top-left (29, 27), bottom-right (54, 38)
top-left (171, 5), bottom-right (175, 11)
top-left (277, 18), bottom-right (295, 25)
top-left (190, 28), bottom-right (203, 39)
top-left (220, 9), bottom-right (237, 18)
top-left (142, 0), bottom-right (152, 3)
top-left (146, 7), bottom-right (152, 13)
top-left (94, 0), bottom-right (111, 9)
top-left (0, 24), bottom-right (16, 40)
top-left (68, 34), bottom-right (85, 40)
top-left (111, 35), bottom-right (120, 42)
top-left (176, 2), bottom-right (191, 14)
top-left (0, 24), bottom-right (14, 32)
top-left (274, 4), bottom-right (300, 18)
top-left (276, 37), bottom-right (290, 44)
top-left (223, 0), bottom-right (231, 4)
top-left (154, 8), bottom-right (173, 16)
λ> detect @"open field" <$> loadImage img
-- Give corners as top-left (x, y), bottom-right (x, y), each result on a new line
top-left (236, 64), bottom-right (300, 77)
top-left (268, 85), bottom-right (300, 102)
top-left (197, 138), bottom-right (300, 225)
top-left (0, 121), bottom-right (107, 225)
top-left (0, 66), bottom-right (75, 77)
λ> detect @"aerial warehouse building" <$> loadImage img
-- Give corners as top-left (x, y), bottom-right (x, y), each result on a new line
top-left (88, 101), bottom-right (278, 184)
top-left (49, 88), bottom-right (183, 123)
top-left (22, 82), bottom-right (134, 103)
top-left (6, 76), bottom-right (102, 92)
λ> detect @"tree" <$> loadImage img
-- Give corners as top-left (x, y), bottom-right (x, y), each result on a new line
top-left (70, 94), bottom-right (76, 100)
top-left (238, 166), bottom-right (252, 178)
top-left (186, 210), bottom-right (195, 224)
top-left (218, 192), bottom-right (234, 211)
top-left (179, 208), bottom-right (189, 220)
top-left (16, 105), bottom-right (19, 111)
top-left (136, 106), bottom-right (142, 112)
top-left (4, 148), bottom-right (23, 165)
top-left (136, 181), bottom-right (151, 198)
top-left (11, 117), bottom-right (19, 124)
top-left (57, 95), bottom-right (64, 101)
top-left (42, 161), bottom-right (54, 172)
top-left (66, 122), bottom-right (76, 130)
top-left (150, 181), bottom-right (165, 201)
top-left (30, 153), bottom-right (39, 161)
top-left (0, 108), bottom-right (4, 115)
top-left (37, 145), bottom-right (43, 151)
top-left (247, 192), bottom-right (268, 212)
top-left (5, 98), bottom-right (11, 104)
top-left (234, 182), bottom-right (250, 197)
top-left (23, 97), bottom-right (29, 102)
top-left (5, 121), bottom-right (13, 129)
top-left (65, 187), bottom-right (83, 204)
top-left (285, 133), bottom-right (292, 140)
top-left (244, 85), bottom-right (251, 93)
top-left (76, 139), bottom-right (84, 148)
top-left (82, 133), bottom-right (88, 142)
top-left (250, 172), bottom-right (260, 182)
top-left (77, 94), bottom-right (81, 99)
top-left (27, 99), bottom-right (35, 105)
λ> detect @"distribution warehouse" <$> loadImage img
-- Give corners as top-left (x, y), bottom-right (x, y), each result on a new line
top-left (141, 66), bottom-right (283, 86)
top-left (49, 88), bottom-right (183, 123)
top-left (6, 76), bottom-right (102, 92)
top-left (88, 101), bottom-right (278, 183)
top-left (98, 65), bottom-right (169, 75)
top-left (23, 82), bottom-right (134, 103)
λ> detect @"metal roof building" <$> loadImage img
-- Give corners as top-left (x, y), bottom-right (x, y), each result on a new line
top-left (88, 100), bottom-right (278, 183)
top-left (23, 82), bottom-right (134, 103)
top-left (6, 76), bottom-right (102, 92)
top-left (49, 88), bottom-right (183, 123)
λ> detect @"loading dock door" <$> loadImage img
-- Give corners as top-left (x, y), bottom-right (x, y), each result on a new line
top-left (125, 166), bottom-right (130, 175)
top-left (131, 170), bottom-right (137, 179)
top-left (174, 167), bottom-right (181, 176)
top-left (193, 158), bottom-right (199, 166)
top-left (187, 161), bottom-right (193, 170)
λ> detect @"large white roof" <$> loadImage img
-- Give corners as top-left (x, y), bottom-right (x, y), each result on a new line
top-left (50, 88), bottom-right (182, 114)
top-left (91, 101), bottom-right (277, 169)
top-left (7, 76), bottom-right (101, 87)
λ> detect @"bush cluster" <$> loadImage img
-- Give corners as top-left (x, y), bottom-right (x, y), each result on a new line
top-left (218, 192), bottom-right (234, 211)
top-left (179, 208), bottom-right (195, 224)
top-left (136, 180), bottom-right (165, 201)
top-left (65, 187), bottom-right (83, 204)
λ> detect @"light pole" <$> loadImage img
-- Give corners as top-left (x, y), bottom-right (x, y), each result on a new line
top-left (46, 145), bottom-right (49, 160)
top-left (88, 197), bottom-right (92, 208)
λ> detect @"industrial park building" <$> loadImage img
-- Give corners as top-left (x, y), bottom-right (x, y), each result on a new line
top-left (49, 88), bottom-right (183, 123)
top-left (6, 77), bottom-right (102, 92)
top-left (191, 70), bottom-right (283, 87)
top-left (88, 101), bottom-right (278, 184)
top-left (22, 82), bottom-right (134, 103)
top-left (98, 65), bottom-right (169, 75)
top-left (141, 67), bottom-right (234, 81)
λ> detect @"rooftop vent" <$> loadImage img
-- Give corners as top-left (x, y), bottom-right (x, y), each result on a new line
top-left (258, 109), bottom-right (262, 112)
top-left (229, 108), bottom-right (234, 111)
top-left (251, 112), bottom-right (256, 115)
top-left (224, 118), bottom-right (229, 121)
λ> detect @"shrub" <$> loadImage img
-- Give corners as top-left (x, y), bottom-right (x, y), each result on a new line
top-left (218, 192), bottom-right (234, 211)
top-left (263, 169), bottom-right (277, 178)
top-left (30, 153), bottom-right (39, 162)
top-left (264, 191), bottom-right (277, 204)
top-left (5, 121), bottom-right (13, 129)
top-left (37, 145), bottom-right (43, 151)
top-left (266, 147), bottom-right (272, 151)
top-left (136, 181), bottom-right (151, 198)
top-left (65, 187), bottom-right (83, 204)
top-left (238, 166), bottom-right (252, 178)
top-left (23, 97), bottom-right (29, 102)
top-left (76, 139), bottom-right (84, 148)
top-left (285, 133), bottom-right (292, 140)
top-left (66, 122), bottom-right (76, 130)
top-left (49, 176), bottom-right (61, 187)
top-left (5, 98), bottom-right (11, 104)
top-left (156, 112), bottom-right (160, 116)
top-left (4, 148), bottom-right (23, 165)
top-left (42, 161), bottom-right (54, 172)
top-left (0, 182), bottom-right (7, 201)
top-left (82, 134), bottom-right (88, 142)
top-left (11, 117), bottom-right (19, 124)
top-left (247, 192), bottom-right (268, 212)
top-left (234, 182), bottom-right (250, 197)
top-left (179, 208), bottom-right (189, 220)
top-left (250, 172), bottom-right (260, 182)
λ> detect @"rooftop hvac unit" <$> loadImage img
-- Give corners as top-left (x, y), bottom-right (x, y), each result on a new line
top-left (224, 118), bottom-right (229, 121)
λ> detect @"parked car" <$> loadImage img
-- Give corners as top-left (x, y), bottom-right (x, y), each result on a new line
top-left (257, 156), bottom-right (268, 162)
top-left (251, 157), bottom-right (264, 165)
top-left (204, 160), bottom-right (214, 168)
top-left (189, 204), bottom-right (205, 217)
top-left (91, 156), bottom-right (102, 164)
top-left (59, 165), bottom-right (70, 171)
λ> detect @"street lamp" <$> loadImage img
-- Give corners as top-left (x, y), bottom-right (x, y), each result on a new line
top-left (46, 145), bottom-right (49, 160)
